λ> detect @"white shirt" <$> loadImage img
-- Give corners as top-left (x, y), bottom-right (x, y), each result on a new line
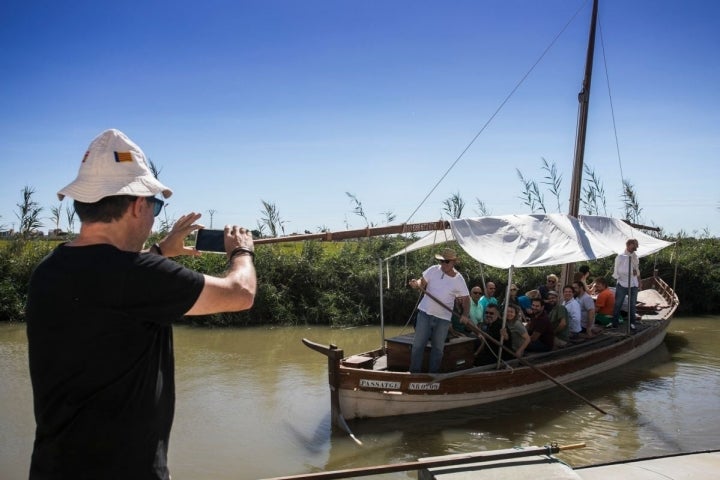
top-left (563, 298), bottom-right (582, 334)
top-left (613, 250), bottom-right (640, 288)
top-left (576, 291), bottom-right (595, 326)
top-left (418, 265), bottom-right (469, 321)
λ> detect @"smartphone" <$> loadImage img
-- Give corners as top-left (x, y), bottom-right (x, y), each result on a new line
top-left (195, 229), bottom-right (225, 253)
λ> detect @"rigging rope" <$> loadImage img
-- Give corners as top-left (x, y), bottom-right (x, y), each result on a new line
top-left (403, 0), bottom-right (591, 225)
top-left (599, 21), bottom-right (626, 187)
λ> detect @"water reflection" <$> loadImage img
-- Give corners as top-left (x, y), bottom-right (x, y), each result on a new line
top-left (1, 317), bottom-right (719, 480)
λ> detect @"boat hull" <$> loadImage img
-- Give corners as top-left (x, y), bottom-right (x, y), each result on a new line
top-left (339, 320), bottom-right (669, 418)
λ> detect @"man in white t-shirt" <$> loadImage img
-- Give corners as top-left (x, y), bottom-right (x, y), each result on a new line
top-left (612, 238), bottom-right (641, 330)
top-left (409, 248), bottom-right (470, 373)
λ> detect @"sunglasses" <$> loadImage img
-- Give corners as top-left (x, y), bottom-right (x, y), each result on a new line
top-left (147, 197), bottom-right (165, 217)
top-left (471, 291), bottom-right (482, 295)
top-left (439, 259), bottom-right (453, 264)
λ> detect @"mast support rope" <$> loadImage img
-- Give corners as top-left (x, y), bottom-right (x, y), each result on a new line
top-left (599, 22), bottom-right (626, 189)
top-left (404, 1), bottom-right (591, 225)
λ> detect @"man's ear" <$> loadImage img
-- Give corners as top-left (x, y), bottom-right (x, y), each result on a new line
top-left (129, 197), bottom-right (145, 218)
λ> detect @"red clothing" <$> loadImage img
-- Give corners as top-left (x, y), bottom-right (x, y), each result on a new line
top-left (595, 288), bottom-right (615, 316)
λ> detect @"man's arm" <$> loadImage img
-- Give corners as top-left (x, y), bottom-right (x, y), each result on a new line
top-left (516, 331), bottom-right (531, 357)
top-left (186, 226), bottom-right (257, 316)
top-left (632, 254), bottom-right (641, 281)
top-left (460, 295), bottom-right (470, 318)
top-left (586, 299), bottom-right (596, 327)
top-left (612, 255), bottom-right (620, 280)
top-left (555, 314), bottom-right (567, 333)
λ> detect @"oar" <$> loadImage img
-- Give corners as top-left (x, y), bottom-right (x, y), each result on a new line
top-left (418, 286), bottom-right (608, 415)
top-left (260, 442), bottom-right (585, 480)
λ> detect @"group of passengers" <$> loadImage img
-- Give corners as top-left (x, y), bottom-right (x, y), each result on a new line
top-left (408, 240), bottom-right (641, 373)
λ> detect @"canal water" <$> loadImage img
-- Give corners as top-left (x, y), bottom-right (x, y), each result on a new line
top-left (1, 316), bottom-right (718, 479)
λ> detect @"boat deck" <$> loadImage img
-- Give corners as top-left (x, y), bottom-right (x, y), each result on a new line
top-left (636, 287), bottom-right (673, 320)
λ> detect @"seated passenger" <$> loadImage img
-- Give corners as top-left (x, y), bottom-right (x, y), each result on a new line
top-left (573, 265), bottom-right (591, 293)
top-left (469, 286), bottom-right (484, 325)
top-left (505, 304), bottom-right (530, 357)
top-left (538, 274), bottom-right (559, 312)
top-left (562, 284), bottom-right (582, 338)
top-left (546, 290), bottom-right (569, 348)
top-left (474, 304), bottom-right (510, 364)
top-left (593, 277), bottom-right (616, 326)
top-left (526, 298), bottom-right (554, 352)
top-left (521, 289), bottom-right (540, 319)
top-left (574, 281), bottom-right (597, 337)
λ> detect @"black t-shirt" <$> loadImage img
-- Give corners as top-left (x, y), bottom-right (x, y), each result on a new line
top-left (26, 244), bottom-right (205, 480)
top-left (477, 320), bottom-right (512, 364)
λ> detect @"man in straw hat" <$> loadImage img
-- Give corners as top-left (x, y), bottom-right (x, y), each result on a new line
top-left (408, 248), bottom-right (470, 373)
top-left (26, 129), bottom-right (257, 480)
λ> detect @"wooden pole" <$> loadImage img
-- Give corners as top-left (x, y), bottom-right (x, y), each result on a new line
top-left (253, 220), bottom-right (449, 245)
top-left (418, 286), bottom-right (607, 415)
top-left (260, 443), bottom-right (585, 480)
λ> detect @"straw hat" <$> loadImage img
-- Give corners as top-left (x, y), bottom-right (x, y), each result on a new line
top-left (57, 129), bottom-right (172, 202)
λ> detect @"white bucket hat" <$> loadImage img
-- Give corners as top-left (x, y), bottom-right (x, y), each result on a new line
top-left (57, 129), bottom-right (172, 202)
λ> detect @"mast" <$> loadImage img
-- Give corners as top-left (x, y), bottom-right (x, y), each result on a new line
top-left (563, 0), bottom-right (599, 286)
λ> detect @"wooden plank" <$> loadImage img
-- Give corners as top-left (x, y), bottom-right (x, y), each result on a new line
top-left (260, 444), bottom-right (583, 480)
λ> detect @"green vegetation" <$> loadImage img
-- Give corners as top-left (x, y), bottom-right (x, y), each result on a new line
top-left (1, 234), bottom-right (718, 326)
top-left (2, 169), bottom-right (717, 326)
top-left (0, 239), bottom-right (55, 321)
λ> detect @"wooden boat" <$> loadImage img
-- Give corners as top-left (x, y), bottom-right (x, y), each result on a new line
top-left (304, 272), bottom-right (677, 421)
top-left (292, 0), bottom-right (680, 428)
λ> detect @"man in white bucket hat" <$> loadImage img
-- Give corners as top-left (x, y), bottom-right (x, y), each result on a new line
top-left (26, 129), bottom-right (256, 480)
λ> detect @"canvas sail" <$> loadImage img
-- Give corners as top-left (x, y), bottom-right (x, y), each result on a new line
top-left (387, 214), bottom-right (672, 269)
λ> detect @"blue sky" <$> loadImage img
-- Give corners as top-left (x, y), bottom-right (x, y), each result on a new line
top-left (1, 0), bottom-right (718, 238)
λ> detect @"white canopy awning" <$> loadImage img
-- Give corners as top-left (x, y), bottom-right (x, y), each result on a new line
top-left (387, 214), bottom-right (673, 269)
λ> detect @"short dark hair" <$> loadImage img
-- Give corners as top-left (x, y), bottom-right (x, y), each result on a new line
top-left (595, 277), bottom-right (608, 287)
top-left (74, 195), bottom-right (137, 223)
top-left (579, 265), bottom-right (590, 274)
